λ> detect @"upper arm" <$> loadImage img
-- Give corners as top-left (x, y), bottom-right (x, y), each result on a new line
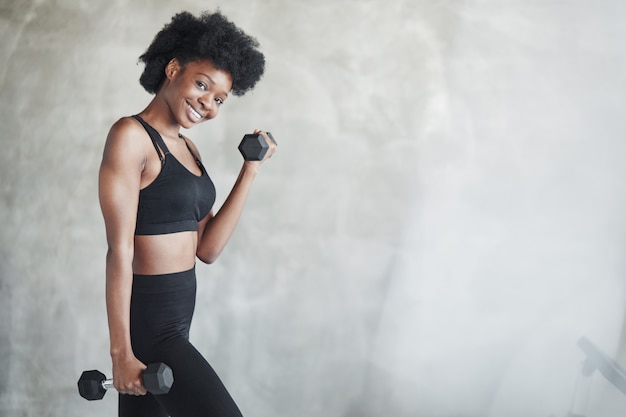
top-left (196, 208), bottom-right (214, 236)
top-left (98, 118), bottom-right (145, 251)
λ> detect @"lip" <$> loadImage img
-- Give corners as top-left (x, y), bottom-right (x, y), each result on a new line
top-left (185, 101), bottom-right (205, 122)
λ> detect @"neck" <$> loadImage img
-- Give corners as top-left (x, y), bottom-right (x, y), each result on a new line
top-left (138, 94), bottom-right (180, 138)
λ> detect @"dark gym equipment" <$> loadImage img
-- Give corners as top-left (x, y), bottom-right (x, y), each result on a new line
top-left (238, 131), bottom-right (277, 161)
top-left (77, 362), bottom-right (174, 401)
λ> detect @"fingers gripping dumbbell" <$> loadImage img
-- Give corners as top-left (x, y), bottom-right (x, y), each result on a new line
top-left (238, 132), bottom-right (277, 161)
top-left (77, 362), bottom-right (174, 401)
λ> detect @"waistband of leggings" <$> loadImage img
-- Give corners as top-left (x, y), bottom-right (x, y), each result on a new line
top-left (132, 266), bottom-right (196, 294)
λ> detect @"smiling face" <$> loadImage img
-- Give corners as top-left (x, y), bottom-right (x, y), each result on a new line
top-left (162, 59), bottom-right (233, 128)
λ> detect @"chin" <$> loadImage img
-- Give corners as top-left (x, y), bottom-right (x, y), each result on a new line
top-left (180, 118), bottom-right (201, 129)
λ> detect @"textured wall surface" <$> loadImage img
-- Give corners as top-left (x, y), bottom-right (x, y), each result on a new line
top-left (1, 0), bottom-right (626, 416)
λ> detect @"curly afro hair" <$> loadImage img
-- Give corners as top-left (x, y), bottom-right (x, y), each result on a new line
top-left (138, 11), bottom-right (265, 96)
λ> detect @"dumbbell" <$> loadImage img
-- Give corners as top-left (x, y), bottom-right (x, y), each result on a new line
top-left (238, 131), bottom-right (277, 161)
top-left (77, 362), bottom-right (174, 401)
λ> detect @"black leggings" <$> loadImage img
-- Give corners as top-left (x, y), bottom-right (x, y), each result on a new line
top-left (119, 267), bottom-right (243, 417)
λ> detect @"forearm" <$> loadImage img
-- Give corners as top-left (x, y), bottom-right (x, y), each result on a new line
top-left (197, 163), bottom-right (258, 263)
top-left (105, 247), bottom-right (134, 358)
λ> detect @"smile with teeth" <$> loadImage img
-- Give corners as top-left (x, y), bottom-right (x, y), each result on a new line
top-left (186, 101), bottom-right (204, 121)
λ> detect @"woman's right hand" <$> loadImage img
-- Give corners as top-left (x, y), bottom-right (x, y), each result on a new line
top-left (112, 353), bottom-right (148, 396)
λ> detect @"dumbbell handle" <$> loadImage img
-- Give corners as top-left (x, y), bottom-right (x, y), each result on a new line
top-left (99, 377), bottom-right (159, 393)
top-left (102, 379), bottom-right (114, 391)
top-left (98, 378), bottom-right (136, 392)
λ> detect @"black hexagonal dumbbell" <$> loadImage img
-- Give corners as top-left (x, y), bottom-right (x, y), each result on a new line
top-left (77, 362), bottom-right (174, 401)
top-left (238, 131), bottom-right (277, 161)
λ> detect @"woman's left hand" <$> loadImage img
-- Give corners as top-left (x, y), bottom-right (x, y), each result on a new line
top-left (252, 129), bottom-right (277, 163)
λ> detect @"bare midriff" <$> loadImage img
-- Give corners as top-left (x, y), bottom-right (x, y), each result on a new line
top-left (133, 231), bottom-right (198, 275)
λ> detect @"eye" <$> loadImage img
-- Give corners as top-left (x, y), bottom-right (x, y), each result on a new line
top-left (196, 81), bottom-right (207, 91)
top-left (214, 97), bottom-right (224, 105)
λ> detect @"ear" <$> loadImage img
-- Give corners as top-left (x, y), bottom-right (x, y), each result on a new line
top-left (165, 58), bottom-right (181, 80)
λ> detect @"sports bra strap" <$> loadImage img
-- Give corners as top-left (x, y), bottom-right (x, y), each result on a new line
top-left (132, 115), bottom-right (170, 164)
top-left (179, 134), bottom-right (203, 168)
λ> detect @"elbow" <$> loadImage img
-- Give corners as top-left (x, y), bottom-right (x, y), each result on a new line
top-left (106, 242), bottom-right (134, 265)
top-left (197, 247), bottom-right (221, 265)
top-left (198, 254), bottom-right (217, 265)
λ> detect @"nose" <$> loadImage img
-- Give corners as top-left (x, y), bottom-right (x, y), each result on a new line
top-left (198, 93), bottom-right (216, 111)
top-left (197, 93), bottom-right (210, 108)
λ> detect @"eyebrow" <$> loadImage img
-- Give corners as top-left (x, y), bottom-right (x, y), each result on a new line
top-left (197, 72), bottom-right (229, 98)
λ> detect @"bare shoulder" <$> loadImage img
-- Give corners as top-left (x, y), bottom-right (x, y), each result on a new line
top-left (102, 117), bottom-right (150, 164)
top-left (106, 116), bottom-right (147, 146)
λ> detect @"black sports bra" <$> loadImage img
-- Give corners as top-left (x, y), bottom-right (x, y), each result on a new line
top-left (132, 115), bottom-right (216, 235)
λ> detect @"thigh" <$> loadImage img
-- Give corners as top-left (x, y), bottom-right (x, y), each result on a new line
top-left (154, 337), bottom-right (243, 417)
top-left (119, 392), bottom-right (169, 417)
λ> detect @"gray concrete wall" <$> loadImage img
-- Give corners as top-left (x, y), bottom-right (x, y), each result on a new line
top-left (2, 0), bottom-right (626, 416)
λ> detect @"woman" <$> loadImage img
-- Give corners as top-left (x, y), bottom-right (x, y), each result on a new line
top-left (98, 11), bottom-right (275, 417)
